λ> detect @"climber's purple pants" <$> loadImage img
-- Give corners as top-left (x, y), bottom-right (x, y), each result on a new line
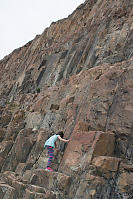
top-left (47, 146), bottom-right (54, 168)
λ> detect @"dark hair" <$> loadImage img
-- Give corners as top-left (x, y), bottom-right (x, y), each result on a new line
top-left (56, 131), bottom-right (64, 138)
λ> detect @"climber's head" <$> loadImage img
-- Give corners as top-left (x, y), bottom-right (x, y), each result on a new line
top-left (57, 131), bottom-right (64, 138)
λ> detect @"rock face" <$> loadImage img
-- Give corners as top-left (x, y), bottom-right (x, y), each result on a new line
top-left (0, 0), bottom-right (133, 198)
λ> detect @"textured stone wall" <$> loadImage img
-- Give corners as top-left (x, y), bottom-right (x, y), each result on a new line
top-left (0, 0), bottom-right (133, 198)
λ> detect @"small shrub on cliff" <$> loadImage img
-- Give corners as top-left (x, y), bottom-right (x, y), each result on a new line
top-left (36, 88), bottom-right (40, 93)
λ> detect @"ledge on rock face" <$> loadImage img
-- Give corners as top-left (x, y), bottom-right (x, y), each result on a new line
top-left (92, 156), bottom-right (121, 176)
top-left (24, 182), bottom-right (56, 199)
top-left (2, 170), bottom-right (57, 199)
top-left (23, 187), bottom-right (56, 199)
top-left (27, 184), bottom-right (46, 194)
top-left (59, 130), bottom-right (115, 174)
top-left (30, 169), bottom-right (71, 194)
top-left (3, 171), bottom-right (26, 196)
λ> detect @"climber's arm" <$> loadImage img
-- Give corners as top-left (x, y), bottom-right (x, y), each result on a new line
top-left (58, 135), bottom-right (70, 142)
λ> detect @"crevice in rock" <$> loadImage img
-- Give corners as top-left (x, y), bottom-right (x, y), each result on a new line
top-left (36, 68), bottom-right (46, 87)
top-left (38, 59), bottom-right (47, 70)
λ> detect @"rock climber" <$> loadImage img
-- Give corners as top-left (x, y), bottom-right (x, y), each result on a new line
top-left (44, 131), bottom-right (69, 171)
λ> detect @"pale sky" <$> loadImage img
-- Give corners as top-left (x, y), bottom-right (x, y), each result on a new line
top-left (0, 0), bottom-right (84, 60)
